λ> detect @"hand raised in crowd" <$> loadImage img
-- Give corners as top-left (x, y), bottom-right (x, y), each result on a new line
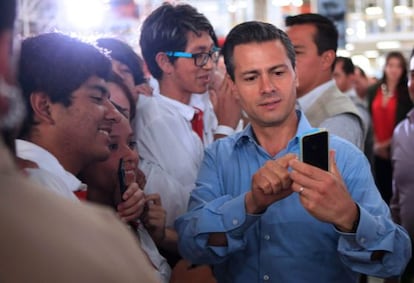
top-left (245, 153), bottom-right (297, 214)
top-left (141, 193), bottom-right (167, 244)
top-left (289, 150), bottom-right (359, 232)
top-left (210, 73), bottom-right (242, 131)
top-left (117, 182), bottom-right (146, 222)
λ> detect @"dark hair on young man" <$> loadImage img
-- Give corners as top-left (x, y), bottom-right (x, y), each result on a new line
top-left (139, 2), bottom-right (217, 80)
top-left (335, 56), bottom-right (355, 76)
top-left (285, 13), bottom-right (338, 56)
top-left (18, 32), bottom-right (112, 139)
top-left (222, 21), bottom-right (296, 81)
top-left (0, 0), bottom-right (16, 32)
top-left (96, 38), bottom-right (147, 85)
top-left (107, 71), bottom-right (136, 120)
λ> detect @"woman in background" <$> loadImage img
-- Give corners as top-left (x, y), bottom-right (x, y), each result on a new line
top-left (367, 51), bottom-right (413, 204)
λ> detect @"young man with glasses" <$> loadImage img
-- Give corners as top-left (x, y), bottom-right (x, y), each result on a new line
top-left (137, 2), bottom-right (221, 269)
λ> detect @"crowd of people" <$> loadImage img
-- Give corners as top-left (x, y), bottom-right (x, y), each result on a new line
top-left (0, 0), bottom-right (413, 282)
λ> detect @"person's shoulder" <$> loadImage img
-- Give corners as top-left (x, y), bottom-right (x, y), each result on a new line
top-left (0, 174), bottom-right (159, 282)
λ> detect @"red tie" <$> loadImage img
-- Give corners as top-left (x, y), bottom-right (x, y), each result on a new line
top-left (191, 107), bottom-right (204, 142)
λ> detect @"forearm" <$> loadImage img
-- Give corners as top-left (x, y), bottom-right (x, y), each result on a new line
top-left (158, 227), bottom-right (178, 253)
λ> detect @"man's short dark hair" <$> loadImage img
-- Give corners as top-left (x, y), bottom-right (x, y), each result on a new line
top-left (18, 32), bottom-right (112, 138)
top-left (222, 21), bottom-right (296, 81)
top-left (96, 38), bottom-right (147, 85)
top-left (0, 0), bottom-right (16, 33)
top-left (335, 56), bottom-right (355, 76)
top-left (139, 2), bottom-right (217, 80)
top-left (285, 13), bottom-right (338, 55)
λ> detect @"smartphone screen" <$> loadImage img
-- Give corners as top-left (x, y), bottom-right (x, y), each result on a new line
top-left (300, 130), bottom-right (329, 171)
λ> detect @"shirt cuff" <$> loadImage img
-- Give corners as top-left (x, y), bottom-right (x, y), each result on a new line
top-left (214, 125), bottom-right (235, 136)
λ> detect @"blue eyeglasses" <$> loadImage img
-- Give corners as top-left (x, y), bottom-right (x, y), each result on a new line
top-left (165, 47), bottom-right (220, 67)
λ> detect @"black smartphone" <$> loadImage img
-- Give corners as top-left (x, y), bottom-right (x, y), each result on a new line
top-left (117, 158), bottom-right (127, 196)
top-left (300, 129), bottom-right (329, 171)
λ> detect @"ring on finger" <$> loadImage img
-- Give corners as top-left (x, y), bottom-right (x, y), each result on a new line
top-left (299, 186), bottom-right (304, 194)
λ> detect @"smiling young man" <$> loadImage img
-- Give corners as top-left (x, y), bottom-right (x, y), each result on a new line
top-left (175, 21), bottom-right (411, 283)
top-left (136, 3), bottom-right (220, 264)
top-left (16, 33), bottom-right (142, 222)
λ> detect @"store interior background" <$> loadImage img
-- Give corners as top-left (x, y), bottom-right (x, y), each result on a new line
top-left (15, 0), bottom-right (414, 80)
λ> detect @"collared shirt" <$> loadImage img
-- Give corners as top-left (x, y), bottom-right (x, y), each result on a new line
top-left (16, 139), bottom-right (81, 201)
top-left (391, 108), bottom-right (414, 237)
top-left (175, 111), bottom-right (411, 283)
top-left (135, 93), bottom-right (204, 227)
top-left (297, 80), bottom-right (334, 112)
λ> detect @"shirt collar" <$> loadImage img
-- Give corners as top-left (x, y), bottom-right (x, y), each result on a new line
top-left (15, 139), bottom-right (82, 192)
top-left (235, 110), bottom-right (313, 147)
top-left (298, 80), bottom-right (335, 112)
top-left (157, 94), bottom-right (196, 121)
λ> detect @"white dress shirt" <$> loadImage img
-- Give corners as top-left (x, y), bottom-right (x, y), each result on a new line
top-left (16, 139), bottom-right (80, 201)
top-left (297, 80), bottom-right (334, 112)
top-left (135, 93), bottom-right (204, 227)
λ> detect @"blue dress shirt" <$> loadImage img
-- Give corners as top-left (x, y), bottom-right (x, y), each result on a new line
top-left (175, 111), bottom-right (411, 283)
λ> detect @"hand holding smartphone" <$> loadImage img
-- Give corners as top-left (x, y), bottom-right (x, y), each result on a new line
top-left (300, 129), bottom-right (329, 171)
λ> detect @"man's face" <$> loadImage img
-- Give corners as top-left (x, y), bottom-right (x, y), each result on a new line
top-left (286, 24), bottom-right (324, 97)
top-left (354, 68), bottom-right (368, 97)
top-left (231, 40), bottom-right (298, 128)
top-left (408, 56), bottom-right (414, 103)
top-left (333, 61), bottom-right (352, 92)
top-left (50, 76), bottom-right (121, 173)
top-left (169, 30), bottom-right (215, 96)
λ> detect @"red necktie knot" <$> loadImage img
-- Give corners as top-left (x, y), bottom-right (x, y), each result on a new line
top-left (191, 107), bottom-right (204, 142)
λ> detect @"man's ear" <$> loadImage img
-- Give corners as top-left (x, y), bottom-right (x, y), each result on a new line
top-left (155, 52), bottom-right (174, 75)
top-left (321, 50), bottom-right (336, 71)
top-left (30, 92), bottom-right (54, 124)
top-left (227, 74), bottom-right (240, 101)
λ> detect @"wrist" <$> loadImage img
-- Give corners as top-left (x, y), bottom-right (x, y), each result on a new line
top-left (215, 125), bottom-right (235, 136)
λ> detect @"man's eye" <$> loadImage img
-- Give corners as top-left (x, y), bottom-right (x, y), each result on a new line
top-left (128, 141), bottom-right (137, 150)
top-left (91, 96), bottom-right (104, 103)
top-left (243, 75), bottom-right (257, 82)
top-left (109, 143), bottom-right (118, 151)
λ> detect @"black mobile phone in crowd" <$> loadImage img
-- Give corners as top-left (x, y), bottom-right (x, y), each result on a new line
top-left (300, 129), bottom-right (329, 171)
top-left (118, 158), bottom-right (127, 196)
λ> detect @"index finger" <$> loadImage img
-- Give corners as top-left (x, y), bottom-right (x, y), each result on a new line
top-left (275, 153), bottom-right (297, 168)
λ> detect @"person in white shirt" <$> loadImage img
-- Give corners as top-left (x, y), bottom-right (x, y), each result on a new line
top-left (137, 3), bottom-right (240, 270)
top-left (16, 32), bottom-right (143, 223)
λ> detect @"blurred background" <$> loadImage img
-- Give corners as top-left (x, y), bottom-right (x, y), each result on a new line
top-left (15, 0), bottom-right (414, 79)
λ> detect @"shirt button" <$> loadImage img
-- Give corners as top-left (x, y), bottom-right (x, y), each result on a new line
top-left (264, 235), bottom-right (270, 240)
top-left (263, 275), bottom-right (270, 281)
top-left (360, 237), bottom-right (366, 244)
top-left (232, 219), bottom-right (239, 225)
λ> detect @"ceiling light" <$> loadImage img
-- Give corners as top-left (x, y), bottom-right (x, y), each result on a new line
top-left (365, 6), bottom-right (383, 16)
top-left (364, 50), bottom-right (379, 58)
top-left (376, 41), bottom-right (401, 50)
top-left (394, 5), bottom-right (412, 15)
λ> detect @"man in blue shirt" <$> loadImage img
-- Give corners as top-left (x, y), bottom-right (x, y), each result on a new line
top-left (175, 21), bottom-right (411, 283)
